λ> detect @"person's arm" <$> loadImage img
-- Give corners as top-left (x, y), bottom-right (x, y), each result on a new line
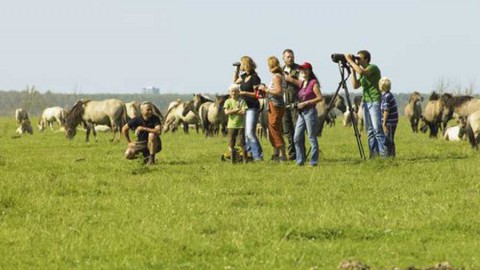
top-left (382, 110), bottom-right (389, 134)
top-left (285, 75), bottom-right (302, 89)
top-left (122, 123), bottom-right (132, 143)
top-left (136, 124), bottom-right (161, 135)
top-left (297, 82), bottom-right (323, 109)
top-left (350, 68), bottom-right (360, 89)
top-left (233, 66), bottom-right (241, 83)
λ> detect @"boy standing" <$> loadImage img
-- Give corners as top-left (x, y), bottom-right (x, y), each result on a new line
top-left (379, 77), bottom-right (398, 157)
top-left (224, 84), bottom-right (248, 163)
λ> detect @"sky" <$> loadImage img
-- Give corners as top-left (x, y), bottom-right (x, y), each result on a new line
top-left (0, 0), bottom-right (479, 95)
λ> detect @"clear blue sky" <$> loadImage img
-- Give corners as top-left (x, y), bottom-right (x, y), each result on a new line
top-left (1, 0), bottom-right (479, 94)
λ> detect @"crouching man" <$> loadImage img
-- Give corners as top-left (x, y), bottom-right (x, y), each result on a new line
top-left (122, 102), bottom-right (162, 165)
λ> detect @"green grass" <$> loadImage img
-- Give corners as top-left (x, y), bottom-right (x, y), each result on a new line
top-left (1, 117), bottom-right (480, 269)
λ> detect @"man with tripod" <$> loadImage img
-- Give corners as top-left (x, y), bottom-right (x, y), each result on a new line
top-left (345, 50), bottom-right (387, 158)
top-left (282, 49), bottom-right (301, 161)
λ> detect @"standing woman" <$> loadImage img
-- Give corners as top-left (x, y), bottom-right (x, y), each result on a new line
top-left (258, 56), bottom-right (287, 161)
top-left (285, 62), bottom-right (323, 166)
top-left (233, 56), bottom-right (263, 161)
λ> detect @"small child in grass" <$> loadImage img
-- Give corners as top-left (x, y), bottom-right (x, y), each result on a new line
top-left (224, 84), bottom-right (248, 162)
top-left (379, 77), bottom-right (399, 157)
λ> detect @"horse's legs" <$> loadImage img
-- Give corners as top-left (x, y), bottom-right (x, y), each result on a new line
top-left (85, 125), bottom-right (91, 142)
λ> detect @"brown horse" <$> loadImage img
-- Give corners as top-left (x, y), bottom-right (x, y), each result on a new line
top-left (163, 100), bottom-right (198, 133)
top-left (198, 95), bottom-right (228, 137)
top-left (64, 99), bottom-right (126, 142)
top-left (420, 92), bottom-right (443, 138)
top-left (404, 91), bottom-right (423, 133)
top-left (439, 93), bottom-right (474, 130)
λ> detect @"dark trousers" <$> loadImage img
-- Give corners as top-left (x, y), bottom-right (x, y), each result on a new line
top-left (385, 125), bottom-right (397, 157)
top-left (283, 108), bottom-right (298, 160)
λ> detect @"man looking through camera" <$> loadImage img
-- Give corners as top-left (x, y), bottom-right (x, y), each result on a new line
top-left (345, 50), bottom-right (387, 158)
top-left (282, 49), bottom-right (301, 160)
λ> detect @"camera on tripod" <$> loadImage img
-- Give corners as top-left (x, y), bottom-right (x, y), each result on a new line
top-left (331, 54), bottom-right (360, 64)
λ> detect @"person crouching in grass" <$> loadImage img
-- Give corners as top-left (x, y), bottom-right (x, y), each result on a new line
top-left (224, 84), bottom-right (248, 163)
top-left (122, 102), bottom-right (162, 165)
top-left (379, 77), bottom-right (398, 157)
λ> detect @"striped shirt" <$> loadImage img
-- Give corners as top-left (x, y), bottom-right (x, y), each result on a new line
top-left (381, 92), bottom-right (398, 126)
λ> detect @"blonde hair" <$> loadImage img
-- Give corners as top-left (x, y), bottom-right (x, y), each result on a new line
top-left (379, 77), bottom-right (391, 92)
top-left (228, 84), bottom-right (240, 92)
top-left (240, 56), bottom-right (256, 73)
top-left (267, 56), bottom-right (283, 74)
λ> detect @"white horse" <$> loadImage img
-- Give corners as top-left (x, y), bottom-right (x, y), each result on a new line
top-left (38, 106), bottom-right (66, 131)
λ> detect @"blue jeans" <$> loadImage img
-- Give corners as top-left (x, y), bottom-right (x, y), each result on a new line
top-left (294, 107), bottom-right (319, 165)
top-left (363, 102), bottom-right (387, 158)
top-left (245, 108), bottom-right (263, 160)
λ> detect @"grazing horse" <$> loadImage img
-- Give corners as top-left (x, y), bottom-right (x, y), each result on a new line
top-left (64, 99), bottom-right (126, 142)
top-left (38, 106), bottom-right (66, 131)
top-left (316, 94), bottom-right (347, 137)
top-left (193, 94), bottom-right (214, 113)
top-left (199, 95), bottom-right (228, 137)
top-left (420, 92), bottom-right (443, 138)
top-left (404, 91), bottom-right (423, 133)
top-left (16, 119), bottom-right (33, 135)
top-left (163, 100), bottom-right (198, 133)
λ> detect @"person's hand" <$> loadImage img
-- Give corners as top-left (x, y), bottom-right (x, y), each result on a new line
top-left (135, 126), bottom-right (144, 135)
top-left (285, 74), bottom-right (293, 83)
top-left (297, 101), bottom-right (307, 110)
top-left (382, 124), bottom-right (388, 135)
top-left (257, 84), bottom-right (266, 92)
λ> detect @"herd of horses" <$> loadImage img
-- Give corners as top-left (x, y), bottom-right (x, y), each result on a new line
top-left (12, 90), bottom-right (480, 150)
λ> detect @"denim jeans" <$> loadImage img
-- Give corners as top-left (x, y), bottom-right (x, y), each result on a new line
top-left (294, 107), bottom-right (319, 165)
top-left (245, 108), bottom-right (263, 160)
top-left (363, 102), bottom-right (387, 158)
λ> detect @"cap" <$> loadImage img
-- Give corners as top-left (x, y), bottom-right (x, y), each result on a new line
top-left (299, 62), bottom-right (312, 70)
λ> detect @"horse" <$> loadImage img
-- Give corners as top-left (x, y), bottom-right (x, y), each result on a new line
top-left (439, 93), bottom-right (474, 130)
top-left (163, 100), bottom-right (199, 133)
top-left (38, 106), bottom-right (66, 131)
top-left (420, 92), bottom-right (443, 138)
top-left (316, 94), bottom-right (347, 136)
top-left (342, 96), bottom-right (364, 131)
top-left (64, 99), bottom-right (126, 142)
top-left (199, 95), bottom-right (228, 137)
top-left (466, 111), bottom-right (480, 150)
top-left (404, 91), bottom-right (423, 133)
top-left (193, 94), bottom-right (214, 113)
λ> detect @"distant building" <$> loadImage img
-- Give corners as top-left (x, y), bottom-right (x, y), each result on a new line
top-left (142, 86), bottom-right (160, 95)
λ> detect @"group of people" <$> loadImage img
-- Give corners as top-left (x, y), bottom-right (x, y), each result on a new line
top-left (122, 49), bottom-right (399, 166)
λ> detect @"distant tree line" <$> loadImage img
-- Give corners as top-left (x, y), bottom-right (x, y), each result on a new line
top-left (0, 90), bottom-right (196, 116)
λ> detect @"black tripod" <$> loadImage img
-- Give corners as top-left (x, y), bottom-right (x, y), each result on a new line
top-left (326, 61), bottom-right (366, 160)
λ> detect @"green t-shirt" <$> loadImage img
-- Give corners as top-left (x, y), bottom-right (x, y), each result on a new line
top-left (224, 98), bottom-right (247, 129)
top-left (360, 64), bottom-right (381, 102)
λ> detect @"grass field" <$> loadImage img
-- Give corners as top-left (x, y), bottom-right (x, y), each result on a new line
top-left (1, 116), bottom-right (480, 269)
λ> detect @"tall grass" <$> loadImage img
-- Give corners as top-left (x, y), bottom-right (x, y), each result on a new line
top-left (1, 117), bottom-right (479, 269)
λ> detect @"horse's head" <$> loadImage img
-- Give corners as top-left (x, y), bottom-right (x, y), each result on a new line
top-left (63, 100), bottom-right (85, 139)
top-left (182, 100), bottom-right (194, 117)
top-left (409, 92), bottom-right (423, 104)
top-left (429, 91), bottom-right (440, 101)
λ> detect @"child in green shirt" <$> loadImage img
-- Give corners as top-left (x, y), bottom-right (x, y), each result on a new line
top-left (224, 84), bottom-right (248, 162)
